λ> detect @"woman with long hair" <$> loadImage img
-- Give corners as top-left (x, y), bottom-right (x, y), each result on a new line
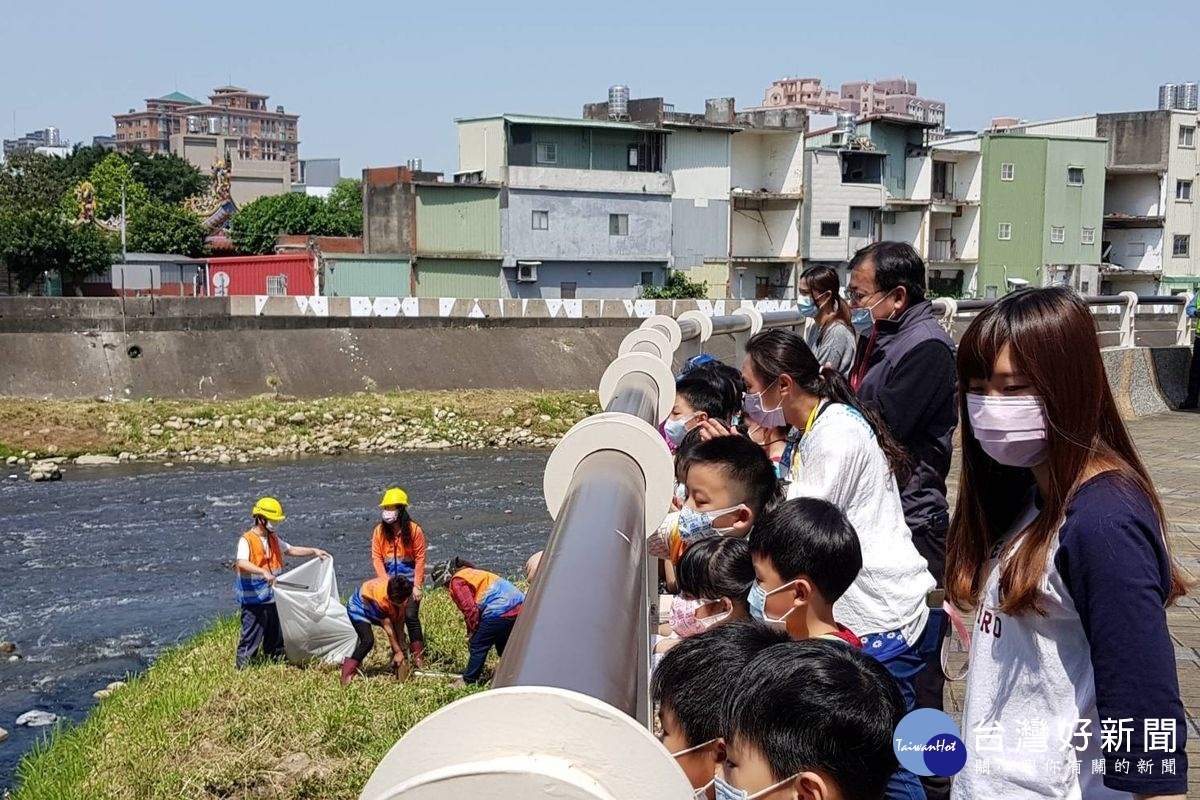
top-left (798, 264), bottom-right (857, 376)
top-left (371, 487), bottom-right (428, 668)
top-left (738, 329), bottom-right (936, 708)
top-left (947, 287), bottom-right (1187, 799)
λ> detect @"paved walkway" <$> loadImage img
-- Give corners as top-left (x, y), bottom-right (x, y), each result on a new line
top-left (942, 410), bottom-right (1200, 789)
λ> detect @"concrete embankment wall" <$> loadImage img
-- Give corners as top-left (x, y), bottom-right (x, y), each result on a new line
top-left (0, 299), bottom-right (640, 398)
top-left (0, 298), bottom-right (1192, 414)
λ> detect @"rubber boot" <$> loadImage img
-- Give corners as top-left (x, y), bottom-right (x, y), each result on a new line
top-left (410, 641), bottom-right (425, 670)
top-left (340, 658), bottom-right (360, 686)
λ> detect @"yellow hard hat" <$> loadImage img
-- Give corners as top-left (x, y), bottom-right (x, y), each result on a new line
top-left (251, 496), bottom-right (285, 521)
top-left (379, 487), bottom-right (409, 508)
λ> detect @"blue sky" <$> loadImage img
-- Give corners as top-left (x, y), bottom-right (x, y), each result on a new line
top-left (1, 1), bottom-right (1194, 178)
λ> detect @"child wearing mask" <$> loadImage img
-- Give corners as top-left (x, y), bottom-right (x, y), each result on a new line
top-left (747, 497), bottom-right (926, 800)
top-left (721, 639), bottom-right (906, 800)
top-left (745, 497), bottom-right (863, 647)
top-left (370, 487), bottom-right (428, 667)
top-left (663, 377), bottom-right (731, 451)
top-left (653, 622), bottom-right (790, 800)
top-left (656, 537), bottom-right (755, 657)
top-left (341, 575), bottom-right (414, 684)
top-left (648, 436), bottom-right (779, 566)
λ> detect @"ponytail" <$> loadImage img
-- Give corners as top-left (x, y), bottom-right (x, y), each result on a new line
top-left (398, 507), bottom-right (414, 552)
top-left (746, 329), bottom-right (910, 482)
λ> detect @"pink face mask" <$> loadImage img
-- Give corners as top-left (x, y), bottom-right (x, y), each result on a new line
top-left (966, 394), bottom-right (1048, 468)
top-left (669, 597), bottom-right (714, 639)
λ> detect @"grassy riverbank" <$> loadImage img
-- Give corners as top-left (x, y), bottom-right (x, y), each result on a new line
top-left (0, 390), bottom-right (599, 466)
top-left (11, 589), bottom-right (487, 800)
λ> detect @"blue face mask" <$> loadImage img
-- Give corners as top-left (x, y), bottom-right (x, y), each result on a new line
top-left (747, 580), bottom-right (798, 628)
top-left (677, 504), bottom-right (741, 545)
top-left (851, 291), bottom-right (891, 335)
top-left (714, 774), bottom-right (800, 800)
top-left (797, 294), bottom-right (819, 319)
top-left (663, 413), bottom-right (697, 447)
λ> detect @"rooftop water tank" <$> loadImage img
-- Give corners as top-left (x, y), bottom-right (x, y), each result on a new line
top-left (608, 85), bottom-right (630, 120)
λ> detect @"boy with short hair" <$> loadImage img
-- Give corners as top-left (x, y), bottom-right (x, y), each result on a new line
top-left (721, 639), bottom-right (905, 800)
top-left (648, 436), bottom-right (778, 565)
top-left (652, 622), bottom-right (789, 799)
top-left (663, 377), bottom-right (728, 449)
top-left (746, 497), bottom-right (863, 646)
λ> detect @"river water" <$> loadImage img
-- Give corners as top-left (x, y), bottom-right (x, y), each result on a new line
top-left (0, 451), bottom-right (551, 789)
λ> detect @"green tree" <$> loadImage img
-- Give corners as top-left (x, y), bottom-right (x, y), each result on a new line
top-left (229, 193), bottom-right (325, 254)
top-left (127, 200), bottom-right (207, 257)
top-left (62, 153), bottom-right (150, 221)
top-left (126, 151), bottom-right (206, 205)
top-left (61, 145), bottom-right (115, 188)
top-left (640, 270), bottom-right (708, 299)
top-left (0, 152), bottom-right (69, 211)
top-left (0, 209), bottom-right (117, 293)
top-left (315, 178), bottom-right (363, 237)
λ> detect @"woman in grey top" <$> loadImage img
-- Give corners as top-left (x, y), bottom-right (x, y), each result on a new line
top-left (798, 265), bottom-right (858, 375)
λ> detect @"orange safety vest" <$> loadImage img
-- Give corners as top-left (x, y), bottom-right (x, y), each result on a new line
top-left (456, 567), bottom-right (525, 619)
top-left (235, 529), bottom-right (283, 605)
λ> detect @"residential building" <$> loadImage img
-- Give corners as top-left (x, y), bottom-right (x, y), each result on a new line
top-left (455, 113), bottom-right (673, 299)
top-left (759, 76), bottom-right (945, 135)
top-left (975, 133), bottom-right (1106, 296)
top-left (760, 78), bottom-right (842, 113)
top-left (584, 93), bottom-right (808, 299)
top-left (840, 79), bottom-right (946, 133)
top-left (803, 115), bottom-right (935, 276)
top-left (3, 127), bottom-right (61, 157)
top-left (293, 158), bottom-right (342, 198)
top-left (91, 135), bottom-right (116, 150)
top-left (113, 86), bottom-right (300, 180)
top-left (882, 134), bottom-right (983, 298)
top-left (171, 133), bottom-right (291, 207)
top-left (1000, 109), bottom-right (1200, 295)
top-left (363, 165), bottom-right (506, 298)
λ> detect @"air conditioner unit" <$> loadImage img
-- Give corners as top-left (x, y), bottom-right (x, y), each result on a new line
top-left (829, 131), bottom-right (847, 146)
top-left (516, 262), bottom-right (539, 282)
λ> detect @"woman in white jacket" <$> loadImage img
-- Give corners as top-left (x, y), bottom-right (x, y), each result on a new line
top-left (738, 328), bottom-right (937, 710)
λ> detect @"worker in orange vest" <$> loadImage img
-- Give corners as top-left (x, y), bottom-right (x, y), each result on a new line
top-left (234, 497), bottom-right (329, 669)
top-left (432, 557), bottom-right (525, 687)
top-left (342, 575), bottom-right (414, 684)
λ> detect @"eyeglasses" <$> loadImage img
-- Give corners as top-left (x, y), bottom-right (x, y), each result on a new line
top-left (849, 288), bottom-right (883, 306)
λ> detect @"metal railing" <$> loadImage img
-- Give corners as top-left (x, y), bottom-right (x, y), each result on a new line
top-left (358, 289), bottom-right (1193, 799)
top-left (671, 292), bottom-right (1193, 366)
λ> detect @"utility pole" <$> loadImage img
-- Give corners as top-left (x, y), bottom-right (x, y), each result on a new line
top-left (120, 178), bottom-right (127, 263)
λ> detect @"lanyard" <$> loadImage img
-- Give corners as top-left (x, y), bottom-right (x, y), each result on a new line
top-left (849, 327), bottom-right (878, 392)
top-left (803, 400), bottom-right (820, 436)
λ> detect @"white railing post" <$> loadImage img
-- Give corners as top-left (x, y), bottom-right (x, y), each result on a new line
top-left (935, 297), bottom-right (958, 336)
top-left (1117, 291), bottom-right (1139, 349)
top-left (1177, 293), bottom-right (1195, 348)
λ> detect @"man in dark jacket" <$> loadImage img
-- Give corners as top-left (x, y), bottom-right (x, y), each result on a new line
top-left (848, 241), bottom-right (957, 800)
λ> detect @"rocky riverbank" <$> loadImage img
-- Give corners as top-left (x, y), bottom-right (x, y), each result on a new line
top-left (0, 391), bottom-right (599, 479)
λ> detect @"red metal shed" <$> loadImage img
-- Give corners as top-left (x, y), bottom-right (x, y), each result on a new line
top-left (206, 254), bottom-right (317, 296)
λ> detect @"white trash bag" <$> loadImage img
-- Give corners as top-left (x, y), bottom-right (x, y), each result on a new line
top-left (273, 557), bottom-right (358, 665)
